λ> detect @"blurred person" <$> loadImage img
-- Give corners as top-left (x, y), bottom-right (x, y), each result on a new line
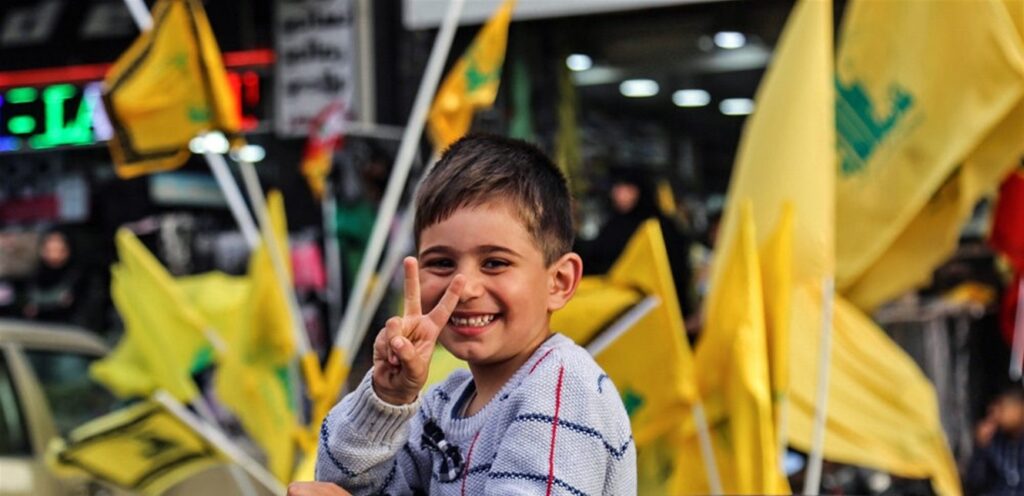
top-left (579, 166), bottom-right (695, 317)
top-left (21, 228), bottom-right (99, 328)
top-left (965, 385), bottom-right (1024, 495)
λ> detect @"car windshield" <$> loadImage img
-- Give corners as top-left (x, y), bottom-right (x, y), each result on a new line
top-left (23, 349), bottom-right (126, 437)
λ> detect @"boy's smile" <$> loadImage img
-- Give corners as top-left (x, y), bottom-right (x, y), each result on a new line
top-left (418, 201), bottom-right (556, 372)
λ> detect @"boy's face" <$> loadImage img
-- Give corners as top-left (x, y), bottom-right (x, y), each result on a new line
top-left (418, 201), bottom-right (563, 367)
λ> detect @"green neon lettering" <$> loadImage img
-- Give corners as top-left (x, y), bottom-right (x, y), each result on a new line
top-left (6, 87), bottom-right (37, 104)
top-left (29, 83), bottom-right (96, 149)
top-left (8, 116), bottom-right (36, 134)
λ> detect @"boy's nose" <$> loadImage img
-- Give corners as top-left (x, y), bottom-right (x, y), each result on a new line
top-left (457, 271), bottom-right (485, 300)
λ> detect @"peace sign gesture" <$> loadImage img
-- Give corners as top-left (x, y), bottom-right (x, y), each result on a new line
top-left (372, 257), bottom-right (464, 405)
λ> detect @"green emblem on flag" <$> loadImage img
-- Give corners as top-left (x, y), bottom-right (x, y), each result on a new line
top-left (835, 76), bottom-right (914, 176)
top-left (621, 387), bottom-right (644, 417)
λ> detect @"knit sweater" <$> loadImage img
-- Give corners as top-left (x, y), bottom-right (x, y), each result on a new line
top-left (316, 333), bottom-right (637, 495)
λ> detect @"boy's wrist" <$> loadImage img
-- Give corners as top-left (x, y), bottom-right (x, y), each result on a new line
top-left (371, 380), bottom-right (419, 406)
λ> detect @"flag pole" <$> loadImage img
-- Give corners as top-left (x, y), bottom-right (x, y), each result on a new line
top-left (236, 157), bottom-right (323, 400)
top-left (802, 276), bottom-right (835, 495)
top-left (1009, 275), bottom-right (1024, 380)
top-left (155, 391), bottom-right (286, 495)
top-left (323, 183), bottom-right (344, 335)
top-left (204, 150), bottom-right (261, 250)
top-left (324, 0), bottom-right (467, 398)
top-left (692, 401), bottom-right (724, 495)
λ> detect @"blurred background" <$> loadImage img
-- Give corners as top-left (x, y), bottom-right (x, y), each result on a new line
top-left (0, 0), bottom-right (1022, 494)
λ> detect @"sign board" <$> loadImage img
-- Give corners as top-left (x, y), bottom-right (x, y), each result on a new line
top-left (274, 0), bottom-right (358, 138)
top-left (401, 0), bottom-right (722, 29)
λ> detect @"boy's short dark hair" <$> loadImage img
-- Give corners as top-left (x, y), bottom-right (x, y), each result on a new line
top-left (414, 134), bottom-right (574, 264)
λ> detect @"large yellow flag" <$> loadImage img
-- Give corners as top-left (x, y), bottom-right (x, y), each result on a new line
top-left (758, 204), bottom-right (794, 441)
top-left (835, 0), bottom-right (1024, 310)
top-left (708, 0), bottom-right (960, 493)
top-left (91, 230), bottom-right (211, 402)
top-left (596, 220), bottom-right (697, 445)
top-left (427, 0), bottom-right (515, 149)
top-left (785, 287), bottom-right (961, 496)
top-left (48, 401), bottom-right (225, 495)
top-left (213, 191), bottom-right (298, 482)
top-left (678, 202), bottom-right (787, 495)
top-left (103, 0), bottom-right (241, 178)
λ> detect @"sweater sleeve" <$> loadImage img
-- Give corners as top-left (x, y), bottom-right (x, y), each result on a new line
top-left (315, 370), bottom-right (431, 495)
top-left (485, 356), bottom-right (637, 495)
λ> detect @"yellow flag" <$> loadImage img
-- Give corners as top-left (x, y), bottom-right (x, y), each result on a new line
top-left (427, 0), bottom-right (515, 149)
top-left (103, 0), bottom-right (241, 178)
top-left (711, 0), bottom-right (834, 292)
top-left (708, 0), bottom-right (960, 493)
top-left (48, 401), bottom-right (224, 495)
top-left (681, 202), bottom-right (787, 494)
top-left (759, 204), bottom-right (794, 434)
top-left (592, 220), bottom-right (696, 445)
top-left (91, 230), bottom-right (211, 402)
top-left (835, 0), bottom-right (1024, 310)
top-left (213, 190), bottom-right (298, 482)
top-left (786, 286), bottom-right (961, 496)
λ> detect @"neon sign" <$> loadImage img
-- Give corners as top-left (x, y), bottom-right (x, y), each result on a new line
top-left (0, 70), bottom-right (263, 153)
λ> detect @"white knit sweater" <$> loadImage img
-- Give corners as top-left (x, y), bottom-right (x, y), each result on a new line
top-left (316, 333), bottom-right (637, 495)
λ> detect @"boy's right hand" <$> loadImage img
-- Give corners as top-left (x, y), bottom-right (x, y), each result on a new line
top-left (372, 257), bottom-right (464, 405)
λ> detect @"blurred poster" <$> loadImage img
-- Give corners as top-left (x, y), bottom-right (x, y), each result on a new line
top-left (274, 0), bottom-right (358, 137)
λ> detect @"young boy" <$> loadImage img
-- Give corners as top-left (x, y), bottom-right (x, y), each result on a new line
top-left (313, 134), bottom-right (636, 495)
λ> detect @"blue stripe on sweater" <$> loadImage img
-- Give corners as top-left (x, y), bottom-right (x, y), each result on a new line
top-left (371, 460), bottom-right (398, 496)
top-left (320, 419), bottom-right (358, 477)
top-left (514, 413), bottom-right (633, 460)
top-left (488, 471), bottom-right (590, 496)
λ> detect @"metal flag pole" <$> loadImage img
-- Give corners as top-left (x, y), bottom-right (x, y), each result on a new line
top-left (323, 0), bottom-right (467, 398)
top-left (1010, 275), bottom-right (1024, 380)
top-left (802, 276), bottom-right (836, 495)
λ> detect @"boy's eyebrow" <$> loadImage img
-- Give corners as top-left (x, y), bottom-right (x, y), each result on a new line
top-left (477, 245), bottom-right (521, 257)
top-left (419, 245), bottom-right (453, 257)
top-left (418, 245), bottom-right (522, 258)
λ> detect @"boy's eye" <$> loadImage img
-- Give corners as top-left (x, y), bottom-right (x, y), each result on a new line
top-left (423, 258), bottom-right (455, 269)
top-left (482, 259), bottom-right (510, 270)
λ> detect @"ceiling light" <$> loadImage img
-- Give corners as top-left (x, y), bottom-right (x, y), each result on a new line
top-left (566, 54), bottom-right (593, 72)
top-left (714, 31), bottom-right (746, 49)
top-left (202, 132), bottom-right (231, 154)
top-left (619, 79), bottom-right (659, 98)
top-left (720, 98), bottom-right (755, 116)
top-left (231, 144), bottom-right (266, 163)
top-left (673, 89), bottom-right (710, 107)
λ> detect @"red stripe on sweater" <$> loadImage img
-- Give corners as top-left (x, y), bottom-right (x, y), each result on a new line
top-left (546, 366), bottom-right (565, 496)
top-left (461, 431), bottom-right (481, 496)
top-left (530, 348), bottom-right (555, 374)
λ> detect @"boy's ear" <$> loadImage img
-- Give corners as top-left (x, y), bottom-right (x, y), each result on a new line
top-left (547, 252), bottom-right (583, 312)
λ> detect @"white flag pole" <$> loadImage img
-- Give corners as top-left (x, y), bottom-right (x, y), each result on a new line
top-left (802, 276), bottom-right (835, 495)
top-left (328, 0), bottom-right (466, 384)
top-left (692, 401), bottom-right (724, 495)
top-left (155, 391), bottom-right (286, 495)
top-left (1009, 275), bottom-right (1024, 380)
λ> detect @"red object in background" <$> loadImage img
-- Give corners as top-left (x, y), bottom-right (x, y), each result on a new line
top-left (990, 168), bottom-right (1024, 272)
top-left (0, 195), bottom-right (59, 223)
top-left (290, 241), bottom-right (327, 292)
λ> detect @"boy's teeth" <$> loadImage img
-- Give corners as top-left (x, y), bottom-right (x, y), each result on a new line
top-left (450, 314), bottom-right (496, 327)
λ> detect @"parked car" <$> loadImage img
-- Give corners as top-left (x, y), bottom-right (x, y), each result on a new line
top-left (0, 319), bottom-right (274, 495)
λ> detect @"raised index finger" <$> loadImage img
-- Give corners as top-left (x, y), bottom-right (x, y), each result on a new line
top-left (403, 257), bottom-right (422, 316)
